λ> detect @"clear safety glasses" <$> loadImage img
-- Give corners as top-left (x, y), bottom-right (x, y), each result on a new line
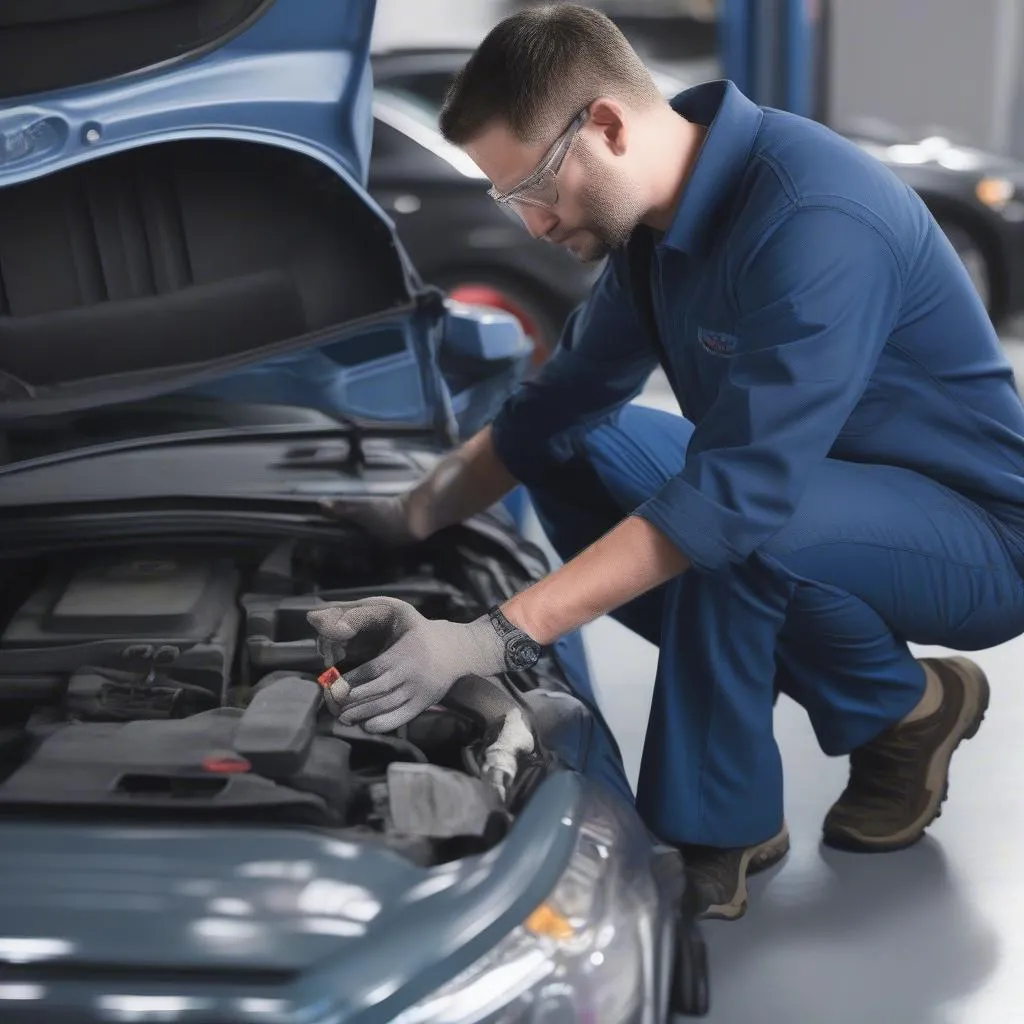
top-left (488, 108), bottom-right (589, 222)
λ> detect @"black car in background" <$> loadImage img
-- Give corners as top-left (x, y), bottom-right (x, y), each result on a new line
top-left (369, 47), bottom-right (1024, 350)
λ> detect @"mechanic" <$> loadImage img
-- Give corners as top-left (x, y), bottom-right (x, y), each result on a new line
top-left (307, 3), bottom-right (1024, 920)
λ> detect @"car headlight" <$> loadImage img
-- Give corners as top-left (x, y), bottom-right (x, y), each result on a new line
top-left (391, 786), bottom-right (662, 1024)
top-left (976, 176), bottom-right (1016, 209)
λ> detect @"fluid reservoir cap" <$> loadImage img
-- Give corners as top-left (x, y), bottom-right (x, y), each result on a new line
top-left (202, 752), bottom-right (252, 774)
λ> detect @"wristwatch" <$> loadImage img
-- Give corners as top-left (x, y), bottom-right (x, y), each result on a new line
top-left (488, 606), bottom-right (543, 672)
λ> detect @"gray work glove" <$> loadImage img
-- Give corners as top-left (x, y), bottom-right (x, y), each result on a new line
top-left (318, 493), bottom-right (426, 547)
top-left (318, 446), bottom-right (495, 546)
top-left (306, 597), bottom-right (506, 733)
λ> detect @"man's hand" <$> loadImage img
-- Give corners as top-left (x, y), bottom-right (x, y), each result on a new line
top-left (318, 493), bottom-right (426, 547)
top-left (318, 426), bottom-right (519, 547)
top-left (307, 597), bottom-right (507, 733)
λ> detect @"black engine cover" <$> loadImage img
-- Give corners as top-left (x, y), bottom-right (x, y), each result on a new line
top-left (0, 551), bottom-right (240, 702)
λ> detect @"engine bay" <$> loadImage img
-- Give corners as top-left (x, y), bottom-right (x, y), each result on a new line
top-left (0, 532), bottom-right (561, 865)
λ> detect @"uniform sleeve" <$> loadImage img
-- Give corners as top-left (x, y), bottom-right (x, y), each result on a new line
top-left (634, 207), bottom-right (904, 572)
top-left (490, 248), bottom-right (659, 482)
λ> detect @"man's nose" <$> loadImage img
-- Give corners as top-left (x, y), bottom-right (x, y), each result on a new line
top-left (518, 204), bottom-right (559, 240)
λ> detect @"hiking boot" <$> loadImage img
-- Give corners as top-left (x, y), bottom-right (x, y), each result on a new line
top-left (682, 823), bottom-right (790, 921)
top-left (823, 656), bottom-right (990, 852)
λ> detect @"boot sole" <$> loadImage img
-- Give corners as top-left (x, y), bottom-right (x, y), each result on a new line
top-left (823, 656), bottom-right (990, 853)
top-left (699, 822), bottom-right (791, 921)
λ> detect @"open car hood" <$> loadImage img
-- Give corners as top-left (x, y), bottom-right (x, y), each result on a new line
top-left (0, 0), bottom-right (527, 440)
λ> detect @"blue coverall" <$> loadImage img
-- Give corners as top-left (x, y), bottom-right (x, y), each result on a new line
top-left (490, 81), bottom-right (1024, 849)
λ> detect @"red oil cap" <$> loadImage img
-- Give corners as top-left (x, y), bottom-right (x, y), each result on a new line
top-left (202, 753), bottom-right (252, 774)
top-left (318, 666), bottom-right (342, 688)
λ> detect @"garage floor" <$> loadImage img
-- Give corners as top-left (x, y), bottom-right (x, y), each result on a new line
top-left (524, 348), bottom-right (1024, 1024)
top-left (582, 620), bottom-right (1023, 1024)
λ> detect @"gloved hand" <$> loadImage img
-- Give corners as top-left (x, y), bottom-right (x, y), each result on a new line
top-left (307, 597), bottom-right (507, 733)
top-left (318, 493), bottom-right (427, 547)
top-left (318, 431), bottom-right (517, 547)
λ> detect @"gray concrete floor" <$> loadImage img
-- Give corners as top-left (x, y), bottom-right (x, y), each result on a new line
top-left (523, 342), bottom-right (1024, 1023)
top-left (583, 619), bottom-right (1024, 1024)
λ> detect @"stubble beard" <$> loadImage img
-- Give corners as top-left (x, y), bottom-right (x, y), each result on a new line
top-left (573, 162), bottom-right (646, 265)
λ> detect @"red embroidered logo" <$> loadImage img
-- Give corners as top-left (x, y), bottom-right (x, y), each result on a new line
top-left (698, 327), bottom-right (739, 356)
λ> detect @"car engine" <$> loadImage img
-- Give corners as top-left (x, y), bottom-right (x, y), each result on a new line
top-left (0, 535), bottom-right (559, 865)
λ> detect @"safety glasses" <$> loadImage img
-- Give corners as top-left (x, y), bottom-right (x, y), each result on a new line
top-left (488, 107), bottom-right (589, 221)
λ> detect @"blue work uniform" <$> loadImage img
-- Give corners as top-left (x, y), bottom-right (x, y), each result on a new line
top-left (490, 81), bottom-right (1024, 849)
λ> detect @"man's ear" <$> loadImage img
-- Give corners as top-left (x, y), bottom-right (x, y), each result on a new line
top-left (587, 97), bottom-right (629, 155)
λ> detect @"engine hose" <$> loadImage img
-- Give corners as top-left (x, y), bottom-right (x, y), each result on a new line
top-left (442, 675), bottom-right (536, 802)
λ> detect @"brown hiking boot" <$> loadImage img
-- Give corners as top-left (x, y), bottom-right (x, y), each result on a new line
top-left (823, 657), bottom-right (990, 852)
top-left (682, 823), bottom-right (790, 921)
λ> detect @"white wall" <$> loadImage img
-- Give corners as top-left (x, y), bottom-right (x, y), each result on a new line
top-left (372, 0), bottom-right (499, 51)
top-left (829, 0), bottom-right (1022, 152)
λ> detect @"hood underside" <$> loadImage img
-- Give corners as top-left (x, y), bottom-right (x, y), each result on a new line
top-left (0, 0), bottom-right (476, 430)
top-left (0, 137), bottom-right (430, 419)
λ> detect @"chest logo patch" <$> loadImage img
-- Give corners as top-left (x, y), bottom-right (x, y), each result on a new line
top-left (698, 327), bottom-right (739, 356)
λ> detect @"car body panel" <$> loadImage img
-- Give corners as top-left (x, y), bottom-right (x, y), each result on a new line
top-left (0, 774), bottom-right (584, 1022)
top-left (0, 0), bottom-right (376, 190)
top-left (188, 301), bottom-right (533, 443)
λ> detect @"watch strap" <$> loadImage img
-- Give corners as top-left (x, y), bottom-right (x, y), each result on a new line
top-left (487, 606), bottom-right (542, 671)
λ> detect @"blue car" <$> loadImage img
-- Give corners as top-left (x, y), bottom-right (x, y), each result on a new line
top-left (0, 1), bottom-right (706, 1020)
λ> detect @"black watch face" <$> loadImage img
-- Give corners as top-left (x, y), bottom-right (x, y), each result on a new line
top-left (506, 635), bottom-right (541, 671)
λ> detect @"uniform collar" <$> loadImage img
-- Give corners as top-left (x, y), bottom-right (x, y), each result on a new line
top-left (659, 80), bottom-right (764, 256)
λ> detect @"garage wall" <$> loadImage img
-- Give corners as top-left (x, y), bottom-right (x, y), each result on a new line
top-left (372, 0), bottom-right (497, 49)
top-left (828, 0), bottom-right (1022, 153)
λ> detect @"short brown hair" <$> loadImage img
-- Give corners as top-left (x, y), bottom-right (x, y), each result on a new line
top-left (438, 4), bottom-right (662, 146)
